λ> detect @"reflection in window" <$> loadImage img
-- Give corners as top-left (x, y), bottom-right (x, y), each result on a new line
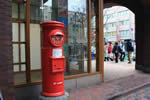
top-left (13, 0), bottom-right (91, 84)
top-left (12, 2), bottom-right (18, 19)
top-left (66, 0), bottom-right (88, 75)
top-left (91, 1), bottom-right (97, 72)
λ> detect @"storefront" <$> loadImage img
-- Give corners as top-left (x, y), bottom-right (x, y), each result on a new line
top-left (0, 0), bottom-right (104, 99)
top-left (2, 0), bottom-right (150, 100)
top-left (11, 0), bottom-right (104, 87)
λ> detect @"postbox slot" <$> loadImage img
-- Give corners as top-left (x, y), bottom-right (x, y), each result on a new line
top-left (51, 34), bottom-right (64, 46)
top-left (49, 57), bottom-right (65, 73)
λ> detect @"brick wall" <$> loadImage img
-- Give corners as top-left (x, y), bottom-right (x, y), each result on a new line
top-left (0, 0), bottom-right (15, 100)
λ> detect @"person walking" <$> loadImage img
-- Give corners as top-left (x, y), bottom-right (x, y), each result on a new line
top-left (113, 42), bottom-right (122, 63)
top-left (104, 43), bottom-right (108, 61)
top-left (120, 41), bottom-right (126, 61)
top-left (127, 40), bottom-right (134, 64)
top-left (108, 42), bottom-right (113, 61)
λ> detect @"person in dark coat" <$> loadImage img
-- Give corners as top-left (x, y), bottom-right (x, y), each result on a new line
top-left (113, 42), bottom-right (122, 63)
top-left (127, 40), bottom-right (134, 63)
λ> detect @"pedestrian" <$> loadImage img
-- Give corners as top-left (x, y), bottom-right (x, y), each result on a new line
top-left (113, 42), bottom-right (122, 63)
top-left (120, 41), bottom-right (126, 61)
top-left (108, 42), bottom-right (113, 61)
top-left (127, 40), bottom-right (134, 64)
top-left (104, 43), bottom-right (108, 61)
top-left (132, 41), bottom-right (136, 61)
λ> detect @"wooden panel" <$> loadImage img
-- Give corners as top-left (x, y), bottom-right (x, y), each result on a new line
top-left (13, 62), bottom-right (26, 65)
top-left (99, 0), bottom-right (104, 82)
top-left (18, 22), bottom-right (21, 71)
top-left (87, 0), bottom-right (92, 73)
top-left (64, 72), bottom-right (100, 80)
top-left (25, 0), bottom-right (31, 83)
top-left (12, 42), bottom-right (26, 44)
top-left (12, 18), bottom-right (25, 23)
top-left (95, 0), bottom-right (104, 82)
top-left (13, 0), bottom-right (25, 3)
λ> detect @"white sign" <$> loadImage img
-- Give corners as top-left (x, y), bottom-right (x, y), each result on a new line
top-left (53, 81), bottom-right (63, 85)
top-left (52, 49), bottom-right (62, 57)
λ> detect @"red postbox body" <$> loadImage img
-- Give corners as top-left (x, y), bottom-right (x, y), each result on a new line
top-left (40, 21), bottom-right (65, 97)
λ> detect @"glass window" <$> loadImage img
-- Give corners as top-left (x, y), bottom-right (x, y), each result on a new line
top-left (29, 0), bottom-right (43, 82)
top-left (112, 23), bottom-right (116, 27)
top-left (12, 1), bottom-right (27, 85)
top-left (28, 0), bottom-right (89, 78)
top-left (125, 20), bottom-right (129, 25)
top-left (119, 31), bottom-right (122, 36)
top-left (113, 32), bottom-right (116, 36)
top-left (12, 2), bottom-right (18, 19)
top-left (13, 0), bottom-right (99, 84)
top-left (20, 3), bottom-right (25, 20)
top-left (12, 23), bottom-right (19, 42)
top-left (104, 33), bottom-right (106, 37)
top-left (119, 21), bottom-right (123, 26)
top-left (67, 0), bottom-right (88, 75)
top-left (106, 32), bottom-right (109, 36)
top-left (20, 23), bottom-right (25, 42)
top-left (12, 2), bottom-right (26, 20)
top-left (30, 0), bottom-right (41, 23)
top-left (104, 15), bottom-right (107, 20)
top-left (126, 30), bottom-right (129, 36)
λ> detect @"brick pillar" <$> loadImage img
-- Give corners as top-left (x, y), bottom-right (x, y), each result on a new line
top-left (135, 8), bottom-right (144, 71)
top-left (0, 0), bottom-right (15, 100)
top-left (141, 8), bottom-right (150, 73)
top-left (135, 6), bottom-right (150, 73)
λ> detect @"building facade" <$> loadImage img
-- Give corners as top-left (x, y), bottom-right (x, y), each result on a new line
top-left (103, 6), bottom-right (135, 42)
top-left (11, 1), bottom-right (104, 99)
top-left (1, 0), bottom-right (150, 99)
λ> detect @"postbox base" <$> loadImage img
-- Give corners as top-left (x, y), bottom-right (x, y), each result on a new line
top-left (42, 90), bottom-right (65, 97)
top-left (40, 92), bottom-right (69, 100)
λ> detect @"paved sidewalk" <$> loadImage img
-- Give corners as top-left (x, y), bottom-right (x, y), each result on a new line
top-left (104, 61), bottom-right (136, 81)
top-left (114, 86), bottom-right (150, 100)
top-left (69, 62), bottom-right (150, 100)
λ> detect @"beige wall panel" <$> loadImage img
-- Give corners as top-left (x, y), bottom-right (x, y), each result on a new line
top-left (30, 24), bottom-right (41, 70)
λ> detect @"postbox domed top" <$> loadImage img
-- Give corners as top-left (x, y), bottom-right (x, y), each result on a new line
top-left (40, 21), bottom-right (64, 27)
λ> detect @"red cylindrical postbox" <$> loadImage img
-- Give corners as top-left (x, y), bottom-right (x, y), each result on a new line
top-left (40, 21), bottom-right (65, 97)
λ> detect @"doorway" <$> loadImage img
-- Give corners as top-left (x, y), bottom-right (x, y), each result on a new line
top-left (103, 6), bottom-right (136, 81)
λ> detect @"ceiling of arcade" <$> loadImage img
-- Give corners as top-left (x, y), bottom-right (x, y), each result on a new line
top-left (14, 0), bottom-right (150, 15)
top-left (13, 0), bottom-right (150, 7)
top-left (141, 0), bottom-right (150, 6)
top-left (103, 0), bottom-right (144, 14)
